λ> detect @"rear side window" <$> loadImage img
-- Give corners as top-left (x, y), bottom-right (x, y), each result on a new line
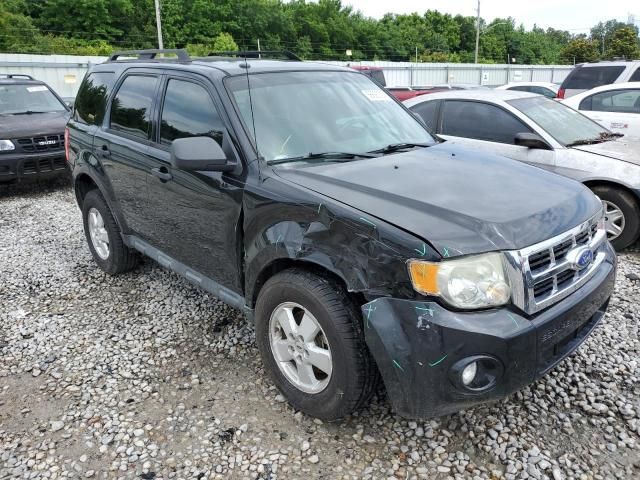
top-left (159, 79), bottom-right (224, 146)
top-left (630, 67), bottom-right (640, 82)
top-left (110, 75), bottom-right (158, 139)
top-left (410, 101), bottom-right (439, 131)
top-left (580, 89), bottom-right (640, 113)
top-left (74, 72), bottom-right (115, 125)
top-left (441, 100), bottom-right (530, 144)
top-left (562, 66), bottom-right (625, 90)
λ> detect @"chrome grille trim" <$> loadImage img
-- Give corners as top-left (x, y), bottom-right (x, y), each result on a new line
top-left (504, 212), bottom-right (606, 315)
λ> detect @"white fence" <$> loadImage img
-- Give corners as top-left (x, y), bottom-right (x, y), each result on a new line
top-left (0, 54), bottom-right (107, 97)
top-left (327, 60), bottom-right (574, 87)
top-left (0, 53), bottom-right (575, 97)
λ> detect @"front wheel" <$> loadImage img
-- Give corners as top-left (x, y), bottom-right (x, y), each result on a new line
top-left (591, 185), bottom-right (640, 250)
top-left (255, 269), bottom-right (379, 420)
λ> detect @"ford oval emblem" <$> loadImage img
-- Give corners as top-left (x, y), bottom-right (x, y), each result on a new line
top-left (567, 246), bottom-right (593, 271)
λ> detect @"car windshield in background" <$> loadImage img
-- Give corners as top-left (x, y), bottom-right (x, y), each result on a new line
top-left (225, 71), bottom-right (434, 163)
top-left (0, 84), bottom-right (67, 114)
top-left (508, 96), bottom-right (608, 147)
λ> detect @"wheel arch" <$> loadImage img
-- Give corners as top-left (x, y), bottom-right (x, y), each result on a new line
top-left (583, 179), bottom-right (640, 205)
top-left (249, 257), bottom-right (366, 312)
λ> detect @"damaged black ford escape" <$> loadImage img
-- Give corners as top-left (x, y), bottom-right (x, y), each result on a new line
top-left (66, 50), bottom-right (616, 420)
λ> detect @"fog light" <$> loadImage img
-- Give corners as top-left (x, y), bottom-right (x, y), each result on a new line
top-left (461, 361), bottom-right (478, 386)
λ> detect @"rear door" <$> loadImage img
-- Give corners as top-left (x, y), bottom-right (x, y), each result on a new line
top-left (436, 99), bottom-right (556, 168)
top-left (93, 70), bottom-right (161, 237)
top-left (577, 88), bottom-right (640, 138)
top-left (143, 72), bottom-right (244, 291)
top-left (67, 71), bottom-right (117, 168)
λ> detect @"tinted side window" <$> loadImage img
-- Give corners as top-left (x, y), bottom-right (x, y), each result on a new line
top-left (410, 101), bottom-right (439, 131)
top-left (562, 66), bottom-right (625, 90)
top-left (441, 100), bottom-right (530, 144)
top-left (74, 72), bottom-right (115, 125)
top-left (587, 89), bottom-right (640, 114)
top-left (160, 79), bottom-right (224, 146)
top-left (530, 86), bottom-right (556, 98)
top-left (508, 85), bottom-right (532, 93)
top-left (630, 67), bottom-right (640, 82)
top-left (110, 75), bottom-right (158, 139)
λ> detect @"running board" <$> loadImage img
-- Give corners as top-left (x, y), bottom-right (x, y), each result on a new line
top-left (123, 235), bottom-right (253, 319)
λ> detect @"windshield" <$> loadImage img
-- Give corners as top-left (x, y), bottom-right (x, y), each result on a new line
top-left (225, 71), bottom-right (434, 162)
top-left (0, 84), bottom-right (67, 114)
top-left (508, 96), bottom-right (608, 146)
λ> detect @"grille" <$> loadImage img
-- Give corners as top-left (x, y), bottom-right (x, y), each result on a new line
top-left (22, 157), bottom-right (66, 175)
top-left (505, 214), bottom-right (607, 315)
top-left (15, 133), bottom-right (64, 152)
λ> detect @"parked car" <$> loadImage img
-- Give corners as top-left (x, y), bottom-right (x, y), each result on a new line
top-left (0, 74), bottom-right (71, 183)
top-left (405, 89), bottom-right (640, 249)
top-left (386, 86), bottom-right (432, 101)
top-left (67, 49), bottom-right (615, 420)
top-left (561, 82), bottom-right (640, 138)
top-left (413, 83), bottom-right (489, 91)
top-left (496, 82), bottom-right (559, 99)
top-left (557, 60), bottom-right (640, 99)
top-left (348, 65), bottom-right (386, 87)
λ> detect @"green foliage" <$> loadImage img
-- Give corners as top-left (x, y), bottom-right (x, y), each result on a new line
top-left (606, 27), bottom-right (640, 59)
top-left (560, 39), bottom-right (600, 64)
top-left (186, 32), bottom-right (239, 57)
top-left (2, 0), bottom-right (639, 64)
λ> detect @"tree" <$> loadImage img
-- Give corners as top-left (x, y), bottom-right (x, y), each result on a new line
top-left (560, 39), bottom-right (599, 64)
top-left (186, 32), bottom-right (238, 56)
top-left (606, 26), bottom-right (640, 59)
top-left (591, 20), bottom-right (638, 56)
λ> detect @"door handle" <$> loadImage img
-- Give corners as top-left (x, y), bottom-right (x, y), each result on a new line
top-left (151, 166), bottom-right (172, 182)
top-left (99, 144), bottom-right (111, 158)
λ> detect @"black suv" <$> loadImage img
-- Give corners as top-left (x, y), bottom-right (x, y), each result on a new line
top-left (0, 74), bottom-right (70, 183)
top-left (67, 50), bottom-right (616, 420)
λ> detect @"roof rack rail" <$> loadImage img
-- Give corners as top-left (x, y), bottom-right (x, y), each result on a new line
top-left (207, 50), bottom-right (302, 61)
top-left (0, 73), bottom-right (35, 80)
top-left (107, 49), bottom-right (190, 62)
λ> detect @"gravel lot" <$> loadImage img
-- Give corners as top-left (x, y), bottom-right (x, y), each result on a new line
top-left (1, 180), bottom-right (639, 480)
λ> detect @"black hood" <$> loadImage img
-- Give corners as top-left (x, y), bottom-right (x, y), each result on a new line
top-left (0, 111), bottom-right (70, 138)
top-left (274, 143), bottom-right (601, 257)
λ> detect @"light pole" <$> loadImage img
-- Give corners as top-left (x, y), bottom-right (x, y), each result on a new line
top-left (474, 0), bottom-right (480, 64)
top-left (154, 0), bottom-right (164, 49)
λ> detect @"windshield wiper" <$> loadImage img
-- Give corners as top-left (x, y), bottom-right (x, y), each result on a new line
top-left (11, 110), bottom-right (48, 115)
top-left (368, 142), bottom-right (431, 154)
top-left (567, 131), bottom-right (624, 147)
top-left (269, 151), bottom-right (377, 165)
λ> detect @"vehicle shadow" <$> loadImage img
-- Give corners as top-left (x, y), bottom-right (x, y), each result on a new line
top-left (0, 174), bottom-right (72, 199)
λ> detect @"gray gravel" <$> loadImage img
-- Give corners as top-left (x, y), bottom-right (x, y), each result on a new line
top-left (1, 180), bottom-right (639, 480)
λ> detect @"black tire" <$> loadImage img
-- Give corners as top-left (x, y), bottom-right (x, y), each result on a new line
top-left (591, 185), bottom-right (640, 251)
top-left (82, 189), bottom-right (139, 274)
top-left (255, 269), bottom-right (379, 420)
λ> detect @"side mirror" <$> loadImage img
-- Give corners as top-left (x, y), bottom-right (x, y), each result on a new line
top-left (170, 136), bottom-right (233, 172)
top-left (514, 132), bottom-right (551, 150)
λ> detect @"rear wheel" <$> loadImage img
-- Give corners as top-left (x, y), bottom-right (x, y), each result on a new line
top-left (591, 185), bottom-right (640, 250)
top-left (255, 269), bottom-right (379, 420)
top-left (82, 189), bottom-right (139, 274)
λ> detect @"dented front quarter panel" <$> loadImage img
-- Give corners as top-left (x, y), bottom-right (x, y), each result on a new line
top-left (242, 170), bottom-right (440, 306)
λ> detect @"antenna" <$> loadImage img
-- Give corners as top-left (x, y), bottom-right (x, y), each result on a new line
top-left (242, 53), bottom-right (262, 171)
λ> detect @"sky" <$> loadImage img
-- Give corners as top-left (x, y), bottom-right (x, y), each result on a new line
top-left (341, 0), bottom-right (640, 33)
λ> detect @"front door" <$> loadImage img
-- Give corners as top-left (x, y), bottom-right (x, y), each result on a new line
top-left (437, 99), bottom-right (556, 169)
top-left (143, 74), bottom-right (244, 292)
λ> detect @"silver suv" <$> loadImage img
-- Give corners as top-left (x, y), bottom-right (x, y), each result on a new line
top-left (558, 60), bottom-right (640, 99)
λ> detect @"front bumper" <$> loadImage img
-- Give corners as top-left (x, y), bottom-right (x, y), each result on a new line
top-left (362, 241), bottom-right (616, 418)
top-left (0, 150), bottom-right (68, 183)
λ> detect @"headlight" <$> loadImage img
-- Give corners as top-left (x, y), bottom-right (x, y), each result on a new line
top-left (407, 253), bottom-right (511, 309)
top-left (0, 140), bottom-right (15, 151)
